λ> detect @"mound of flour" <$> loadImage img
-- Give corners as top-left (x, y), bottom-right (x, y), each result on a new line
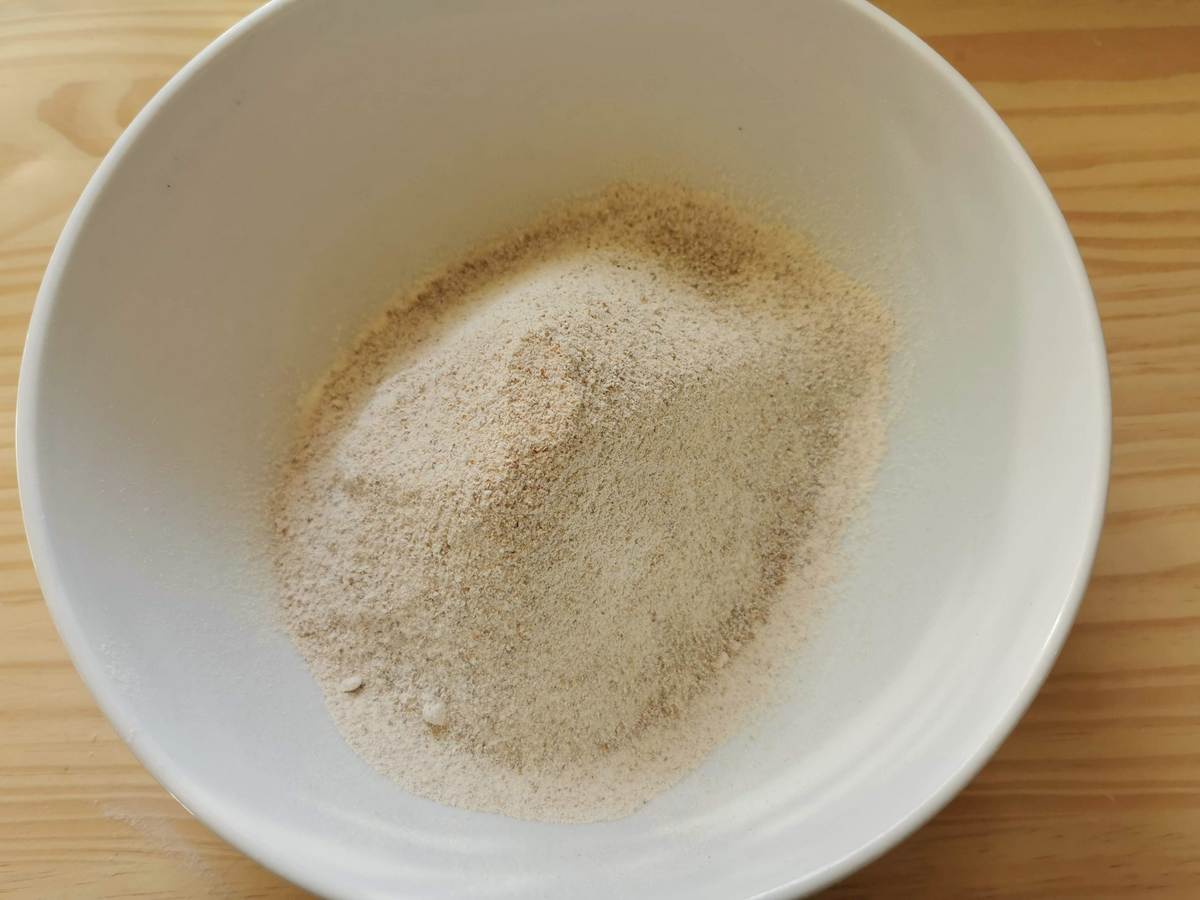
top-left (271, 184), bottom-right (894, 822)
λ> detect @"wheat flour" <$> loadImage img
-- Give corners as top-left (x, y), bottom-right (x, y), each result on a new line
top-left (271, 183), bottom-right (894, 822)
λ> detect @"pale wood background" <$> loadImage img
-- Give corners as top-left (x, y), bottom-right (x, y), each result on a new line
top-left (1, 1), bottom-right (1198, 897)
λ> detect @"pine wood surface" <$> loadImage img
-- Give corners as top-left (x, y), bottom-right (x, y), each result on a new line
top-left (1, 1), bottom-right (1197, 896)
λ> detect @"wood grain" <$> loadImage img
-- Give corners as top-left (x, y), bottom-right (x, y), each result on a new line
top-left (1, 1), bottom-right (1198, 897)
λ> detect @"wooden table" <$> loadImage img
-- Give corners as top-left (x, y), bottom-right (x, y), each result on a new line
top-left (2, 1), bottom-right (1198, 896)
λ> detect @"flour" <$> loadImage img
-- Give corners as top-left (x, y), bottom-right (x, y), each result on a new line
top-left (271, 183), bottom-right (894, 822)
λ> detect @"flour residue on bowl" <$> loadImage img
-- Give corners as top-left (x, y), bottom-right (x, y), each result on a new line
top-left (270, 183), bottom-right (895, 822)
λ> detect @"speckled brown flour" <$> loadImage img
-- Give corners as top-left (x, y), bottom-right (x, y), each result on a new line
top-left (271, 184), bottom-right (894, 822)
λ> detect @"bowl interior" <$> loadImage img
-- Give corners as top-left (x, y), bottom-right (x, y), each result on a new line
top-left (20, 0), bottom-right (1108, 897)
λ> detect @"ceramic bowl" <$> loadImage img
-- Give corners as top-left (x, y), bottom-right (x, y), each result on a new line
top-left (18, 0), bottom-right (1109, 896)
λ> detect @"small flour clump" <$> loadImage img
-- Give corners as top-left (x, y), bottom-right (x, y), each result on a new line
top-left (271, 183), bottom-right (894, 822)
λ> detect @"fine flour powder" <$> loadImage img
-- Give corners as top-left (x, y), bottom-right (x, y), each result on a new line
top-left (271, 184), bottom-right (895, 822)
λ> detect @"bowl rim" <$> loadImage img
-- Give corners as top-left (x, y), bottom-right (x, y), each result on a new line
top-left (16, 0), bottom-right (1111, 896)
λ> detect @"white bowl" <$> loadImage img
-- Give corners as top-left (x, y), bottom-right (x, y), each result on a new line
top-left (17, 0), bottom-right (1109, 896)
